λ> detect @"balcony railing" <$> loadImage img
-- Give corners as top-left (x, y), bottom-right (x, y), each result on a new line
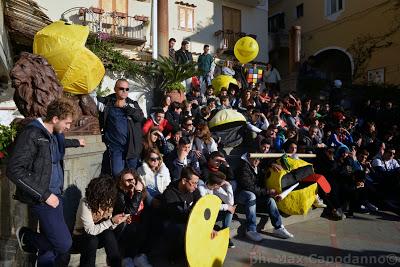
top-left (214, 30), bottom-right (248, 51)
top-left (61, 7), bottom-right (148, 45)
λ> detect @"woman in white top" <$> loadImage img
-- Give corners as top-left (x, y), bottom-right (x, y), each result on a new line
top-left (73, 175), bottom-right (128, 267)
top-left (192, 122), bottom-right (218, 166)
top-left (137, 148), bottom-right (171, 208)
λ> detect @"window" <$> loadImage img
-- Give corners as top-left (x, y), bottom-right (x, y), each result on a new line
top-left (296, 4), bottom-right (304, 18)
top-left (178, 6), bottom-right (194, 31)
top-left (325, 0), bottom-right (343, 16)
top-left (268, 13), bottom-right (285, 33)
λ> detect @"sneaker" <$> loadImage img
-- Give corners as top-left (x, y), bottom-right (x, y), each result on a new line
top-left (16, 227), bottom-right (36, 254)
top-left (357, 205), bottom-right (369, 214)
top-left (228, 238), bottom-right (235, 248)
top-left (245, 231), bottom-right (263, 242)
top-left (313, 194), bottom-right (327, 208)
top-left (273, 226), bottom-right (294, 239)
top-left (364, 202), bottom-right (378, 212)
top-left (133, 254), bottom-right (152, 267)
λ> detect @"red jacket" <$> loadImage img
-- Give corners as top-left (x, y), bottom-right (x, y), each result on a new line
top-left (142, 114), bottom-right (174, 135)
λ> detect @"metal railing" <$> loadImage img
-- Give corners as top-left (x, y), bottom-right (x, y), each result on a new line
top-left (214, 30), bottom-right (247, 50)
top-left (62, 7), bottom-right (147, 42)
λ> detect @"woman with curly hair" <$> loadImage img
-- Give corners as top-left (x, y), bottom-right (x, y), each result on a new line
top-left (113, 168), bottom-right (151, 266)
top-left (192, 122), bottom-right (218, 167)
top-left (137, 148), bottom-right (171, 208)
top-left (142, 127), bottom-right (168, 157)
top-left (73, 175), bottom-right (127, 267)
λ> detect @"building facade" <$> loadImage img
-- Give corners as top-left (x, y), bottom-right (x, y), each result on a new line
top-left (268, 0), bottom-right (400, 86)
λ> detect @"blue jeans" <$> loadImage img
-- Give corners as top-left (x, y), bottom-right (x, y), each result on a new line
top-left (217, 210), bottom-right (233, 229)
top-left (235, 190), bottom-right (282, 232)
top-left (27, 197), bottom-right (72, 267)
top-left (108, 146), bottom-right (139, 177)
top-left (199, 75), bottom-right (211, 95)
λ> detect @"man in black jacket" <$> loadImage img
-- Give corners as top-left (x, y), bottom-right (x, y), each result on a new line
top-left (162, 166), bottom-right (201, 261)
top-left (7, 98), bottom-right (85, 266)
top-left (94, 79), bottom-right (144, 176)
top-left (175, 40), bottom-right (193, 93)
top-left (235, 148), bottom-right (294, 242)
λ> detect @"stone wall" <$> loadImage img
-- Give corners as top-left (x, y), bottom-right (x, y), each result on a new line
top-left (0, 134), bottom-right (105, 267)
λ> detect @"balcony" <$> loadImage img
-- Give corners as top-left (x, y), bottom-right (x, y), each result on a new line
top-left (226, 0), bottom-right (266, 7)
top-left (61, 7), bottom-right (148, 46)
top-left (215, 30), bottom-right (254, 54)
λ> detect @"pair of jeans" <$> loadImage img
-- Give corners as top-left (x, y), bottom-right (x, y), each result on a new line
top-left (26, 197), bottom-right (71, 267)
top-left (216, 210), bottom-right (233, 229)
top-left (199, 74), bottom-right (211, 95)
top-left (235, 190), bottom-right (282, 232)
top-left (108, 146), bottom-right (139, 177)
top-left (73, 229), bottom-right (121, 267)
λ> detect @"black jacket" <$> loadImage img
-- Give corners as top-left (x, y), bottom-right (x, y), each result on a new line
top-left (97, 93), bottom-right (144, 159)
top-left (175, 49), bottom-right (193, 65)
top-left (235, 158), bottom-right (268, 197)
top-left (6, 119), bottom-right (80, 204)
top-left (113, 189), bottom-right (143, 215)
top-left (161, 180), bottom-right (201, 224)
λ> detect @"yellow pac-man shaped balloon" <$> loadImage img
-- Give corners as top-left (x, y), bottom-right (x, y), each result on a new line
top-left (33, 21), bottom-right (105, 94)
top-left (185, 195), bottom-right (230, 267)
top-left (234, 36), bottom-right (259, 64)
top-left (211, 75), bottom-right (238, 95)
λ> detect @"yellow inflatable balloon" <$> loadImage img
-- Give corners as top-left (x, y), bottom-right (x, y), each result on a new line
top-left (234, 36), bottom-right (259, 64)
top-left (211, 75), bottom-right (238, 95)
top-left (33, 21), bottom-right (105, 94)
top-left (185, 195), bottom-right (229, 267)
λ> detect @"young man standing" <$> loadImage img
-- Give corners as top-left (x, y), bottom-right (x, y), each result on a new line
top-left (197, 44), bottom-right (213, 94)
top-left (94, 79), bottom-right (144, 176)
top-left (169, 38), bottom-right (176, 62)
top-left (7, 98), bottom-right (85, 266)
top-left (175, 40), bottom-right (193, 92)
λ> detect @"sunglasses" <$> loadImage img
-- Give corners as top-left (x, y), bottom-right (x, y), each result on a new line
top-left (150, 157), bottom-right (161, 162)
top-left (125, 178), bottom-right (135, 184)
top-left (118, 87), bottom-right (130, 92)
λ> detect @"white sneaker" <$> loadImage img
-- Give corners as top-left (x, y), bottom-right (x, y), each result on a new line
top-left (313, 194), bottom-right (327, 208)
top-left (273, 226), bottom-right (294, 239)
top-left (133, 254), bottom-right (152, 267)
top-left (245, 231), bottom-right (263, 242)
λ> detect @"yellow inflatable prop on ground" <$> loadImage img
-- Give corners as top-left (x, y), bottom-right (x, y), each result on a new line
top-left (185, 195), bottom-right (229, 267)
top-left (33, 21), bottom-right (105, 94)
top-left (234, 36), bottom-right (259, 64)
top-left (208, 108), bottom-right (246, 129)
top-left (211, 75), bottom-right (238, 95)
top-left (266, 157), bottom-right (317, 215)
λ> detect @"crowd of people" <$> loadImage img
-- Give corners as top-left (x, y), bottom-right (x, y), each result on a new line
top-left (7, 42), bottom-right (400, 267)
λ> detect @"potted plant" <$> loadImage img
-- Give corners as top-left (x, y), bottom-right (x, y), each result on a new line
top-left (147, 56), bottom-right (199, 103)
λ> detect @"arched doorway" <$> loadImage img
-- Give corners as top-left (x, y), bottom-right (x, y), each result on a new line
top-left (314, 47), bottom-right (353, 84)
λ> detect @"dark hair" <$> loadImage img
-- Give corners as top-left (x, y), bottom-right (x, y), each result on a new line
top-left (117, 168), bottom-right (147, 194)
top-left (181, 166), bottom-right (199, 180)
top-left (204, 44), bottom-right (209, 49)
top-left (85, 175), bottom-right (117, 212)
top-left (154, 108), bottom-right (165, 115)
top-left (161, 95), bottom-right (171, 107)
top-left (260, 138), bottom-right (272, 146)
top-left (179, 136), bottom-right (191, 146)
top-left (182, 40), bottom-right (189, 46)
top-left (182, 116), bottom-right (193, 125)
top-left (169, 38), bottom-right (176, 43)
top-left (207, 171), bottom-right (226, 185)
top-left (220, 95), bottom-right (229, 103)
top-left (44, 98), bottom-right (77, 122)
top-left (200, 106), bottom-right (211, 117)
top-left (170, 101), bottom-right (182, 111)
top-left (283, 140), bottom-right (297, 152)
top-left (207, 98), bottom-right (216, 105)
top-left (208, 151), bottom-right (224, 160)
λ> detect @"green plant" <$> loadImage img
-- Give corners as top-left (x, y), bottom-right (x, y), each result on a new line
top-left (165, 82), bottom-right (185, 93)
top-left (0, 124), bottom-right (17, 159)
top-left (146, 56), bottom-right (199, 92)
top-left (86, 34), bottom-right (141, 78)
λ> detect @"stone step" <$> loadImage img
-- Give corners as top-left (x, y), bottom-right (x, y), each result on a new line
top-left (69, 208), bottom-right (322, 266)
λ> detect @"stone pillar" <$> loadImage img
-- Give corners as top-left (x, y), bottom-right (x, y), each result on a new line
top-left (289, 26), bottom-right (301, 73)
top-left (157, 0), bottom-right (169, 57)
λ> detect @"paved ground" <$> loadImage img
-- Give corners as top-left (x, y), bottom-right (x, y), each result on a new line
top-left (151, 210), bottom-right (400, 267)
